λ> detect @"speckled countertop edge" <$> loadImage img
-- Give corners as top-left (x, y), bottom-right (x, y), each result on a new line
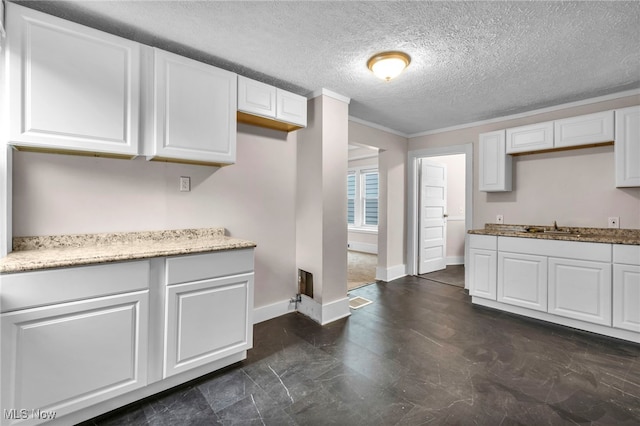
top-left (469, 224), bottom-right (640, 245)
top-left (0, 228), bottom-right (257, 274)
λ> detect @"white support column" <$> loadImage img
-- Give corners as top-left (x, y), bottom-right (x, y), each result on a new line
top-left (296, 89), bottom-right (351, 324)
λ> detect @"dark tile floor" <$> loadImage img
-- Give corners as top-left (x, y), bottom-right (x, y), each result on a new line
top-left (418, 265), bottom-right (465, 288)
top-left (83, 276), bottom-right (640, 425)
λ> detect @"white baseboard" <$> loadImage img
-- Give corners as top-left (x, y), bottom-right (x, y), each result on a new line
top-left (296, 294), bottom-right (351, 325)
top-left (446, 256), bottom-right (464, 265)
top-left (473, 297), bottom-right (640, 344)
top-left (321, 297), bottom-right (351, 325)
top-left (375, 264), bottom-right (407, 282)
top-left (347, 242), bottom-right (377, 254)
top-left (253, 299), bottom-right (297, 324)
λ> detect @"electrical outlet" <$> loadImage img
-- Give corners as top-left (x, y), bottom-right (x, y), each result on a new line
top-left (496, 214), bottom-right (504, 224)
top-left (179, 176), bottom-right (190, 192)
top-left (608, 217), bottom-right (620, 229)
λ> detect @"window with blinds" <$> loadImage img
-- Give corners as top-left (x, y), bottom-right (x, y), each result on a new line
top-left (347, 168), bottom-right (378, 229)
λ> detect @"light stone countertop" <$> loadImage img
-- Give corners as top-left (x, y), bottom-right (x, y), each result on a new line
top-left (0, 228), bottom-right (256, 274)
top-left (468, 224), bottom-right (640, 245)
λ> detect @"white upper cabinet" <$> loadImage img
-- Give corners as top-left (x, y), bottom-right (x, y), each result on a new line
top-left (276, 88), bottom-right (307, 128)
top-left (147, 48), bottom-right (237, 165)
top-left (479, 130), bottom-right (512, 192)
top-left (237, 76), bottom-right (307, 132)
top-left (614, 105), bottom-right (640, 187)
top-left (5, 3), bottom-right (141, 157)
top-left (506, 121), bottom-right (554, 154)
top-left (238, 77), bottom-right (277, 118)
top-left (554, 110), bottom-right (614, 149)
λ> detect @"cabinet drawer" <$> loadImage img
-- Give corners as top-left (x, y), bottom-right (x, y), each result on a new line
top-left (166, 249), bottom-right (254, 285)
top-left (613, 244), bottom-right (640, 266)
top-left (498, 237), bottom-right (611, 262)
top-left (468, 234), bottom-right (497, 250)
top-left (1, 261), bottom-right (150, 313)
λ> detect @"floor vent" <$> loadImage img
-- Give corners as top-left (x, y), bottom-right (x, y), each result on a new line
top-left (349, 296), bottom-right (373, 310)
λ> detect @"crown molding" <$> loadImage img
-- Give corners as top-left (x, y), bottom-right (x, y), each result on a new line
top-left (308, 88), bottom-right (351, 104)
top-left (408, 88), bottom-right (640, 138)
top-left (348, 116), bottom-right (409, 138)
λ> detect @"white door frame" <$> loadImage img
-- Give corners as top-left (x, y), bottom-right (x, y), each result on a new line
top-left (407, 143), bottom-right (473, 282)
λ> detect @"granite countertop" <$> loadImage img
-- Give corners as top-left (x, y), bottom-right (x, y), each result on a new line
top-left (0, 228), bottom-right (257, 274)
top-left (468, 224), bottom-right (640, 245)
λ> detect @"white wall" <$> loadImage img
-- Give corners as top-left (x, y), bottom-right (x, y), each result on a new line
top-left (12, 124), bottom-right (298, 308)
top-left (409, 94), bottom-right (640, 230)
top-left (433, 154), bottom-right (465, 262)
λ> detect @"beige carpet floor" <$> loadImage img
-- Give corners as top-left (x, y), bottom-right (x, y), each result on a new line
top-left (348, 250), bottom-right (377, 290)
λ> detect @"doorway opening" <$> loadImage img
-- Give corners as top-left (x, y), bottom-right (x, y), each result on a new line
top-left (407, 144), bottom-right (473, 288)
top-left (347, 143), bottom-right (379, 291)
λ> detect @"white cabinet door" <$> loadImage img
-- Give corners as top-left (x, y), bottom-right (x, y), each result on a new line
top-left (151, 48), bottom-right (237, 165)
top-left (1, 291), bottom-right (148, 426)
top-left (548, 258), bottom-right (611, 326)
top-left (469, 248), bottom-right (497, 300)
top-left (615, 105), bottom-right (640, 187)
top-left (479, 130), bottom-right (512, 192)
top-left (164, 273), bottom-right (254, 378)
top-left (506, 121), bottom-right (554, 154)
top-left (5, 3), bottom-right (141, 157)
top-left (276, 88), bottom-right (307, 128)
top-left (554, 110), bottom-right (614, 149)
top-left (613, 264), bottom-right (640, 332)
top-left (238, 76), bottom-right (277, 118)
top-left (498, 252), bottom-right (548, 311)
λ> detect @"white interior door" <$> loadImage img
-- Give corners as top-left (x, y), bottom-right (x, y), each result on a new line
top-left (419, 160), bottom-right (448, 274)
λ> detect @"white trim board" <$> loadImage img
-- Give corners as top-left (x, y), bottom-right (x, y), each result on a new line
top-left (446, 256), bottom-right (464, 265)
top-left (407, 143), bottom-right (474, 277)
top-left (408, 88), bottom-right (640, 138)
top-left (296, 294), bottom-right (351, 325)
top-left (473, 297), bottom-right (640, 344)
top-left (253, 299), bottom-right (297, 324)
top-left (308, 88), bottom-right (351, 104)
top-left (347, 242), bottom-right (377, 254)
top-left (348, 116), bottom-right (409, 138)
top-left (376, 264), bottom-right (407, 282)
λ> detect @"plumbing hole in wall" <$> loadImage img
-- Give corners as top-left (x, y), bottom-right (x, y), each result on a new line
top-left (298, 269), bottom-right (313, 298)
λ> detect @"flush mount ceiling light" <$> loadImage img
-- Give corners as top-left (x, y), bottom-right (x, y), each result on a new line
top-left (367, 51), bottom-right (411, 81)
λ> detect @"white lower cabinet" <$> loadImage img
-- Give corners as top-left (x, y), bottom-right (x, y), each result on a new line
top-left (1, 262), bottom-right (150, 426)
top-left (613, 244), bottom-right (640, 332)
top-left (498, 252), bottom-right (548, 311)
top-left (470, 235), bottom-right (638, 343)
top-left (613, 264), bottom-right (640, 332)
top-left (0, 248), bottom-right (254, 426)
top-left (468, 235), bottom-right (497, 300)
top-left (164, 273), bottom-right (254, 378)
top-left (469, 248), bottom-right (497, 300)
top-left (548, 258), bottom-right (611, 325)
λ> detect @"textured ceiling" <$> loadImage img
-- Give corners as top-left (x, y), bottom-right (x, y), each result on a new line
top-left (11, 1), bottom-right (640, 136)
